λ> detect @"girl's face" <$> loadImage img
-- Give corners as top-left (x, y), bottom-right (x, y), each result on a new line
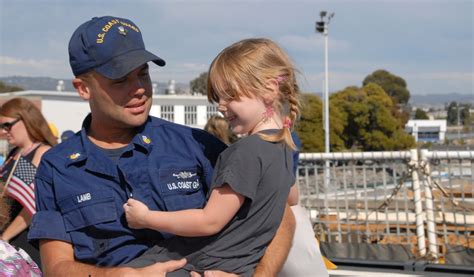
top-left (218, 95), bottom-right (266, 135)
top-left (0, 116), bottom-right (29, 147)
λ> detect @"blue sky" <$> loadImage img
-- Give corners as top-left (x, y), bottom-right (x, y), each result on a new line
top-left (0, 0), bottom-right (472, 95)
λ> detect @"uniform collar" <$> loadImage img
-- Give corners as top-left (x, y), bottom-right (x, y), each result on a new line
top-left (65, 114), bottom-right (155, 174)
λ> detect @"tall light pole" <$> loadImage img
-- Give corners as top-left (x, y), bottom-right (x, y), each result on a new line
top-left (316, 11), bottom-right (334, 154)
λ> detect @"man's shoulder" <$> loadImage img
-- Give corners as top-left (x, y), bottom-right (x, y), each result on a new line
top-left (42, 132), bottom-right (82, 163)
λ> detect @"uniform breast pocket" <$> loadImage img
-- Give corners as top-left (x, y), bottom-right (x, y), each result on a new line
top-left (58, 189), bottom-right (117, 231)
top-left (159, 168), bottom-right (206, 211)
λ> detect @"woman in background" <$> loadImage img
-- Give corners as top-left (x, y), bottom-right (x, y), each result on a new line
top-left (0, 97), bottom-right (57, 267)
top-left (204, 115), bottom-right (236, 145)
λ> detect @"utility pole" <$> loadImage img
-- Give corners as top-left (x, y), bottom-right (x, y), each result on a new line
top-left (316, 11), bottom-right (334, 154)
top-left (457, 103), bottom-right (461, 141)
top-left (316, 11), bottom-right (335, 192)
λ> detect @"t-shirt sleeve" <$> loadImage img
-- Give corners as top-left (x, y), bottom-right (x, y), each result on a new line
top-left (28, 158), bottom-right (71, 244)
top-left (191, 128), bottom-right (228, 192)
top-left (211, 146), bottom-right (261, 201)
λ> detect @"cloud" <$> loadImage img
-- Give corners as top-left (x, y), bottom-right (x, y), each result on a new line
top-left (413, 72), bottom-right (474, 82)
top-left (0, 55), bottom-right (70, 78)
top-left (299, 71), bottom-right (366, 93)
top-left (149, 62), bottom-right (209, 84)
top-left (278, 35), bottom-right (351, 53)
top-left (0, 55), bottom-right (63, 71)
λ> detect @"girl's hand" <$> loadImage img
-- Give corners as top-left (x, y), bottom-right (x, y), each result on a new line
top-left (123, 198), bottom-right (150, 229)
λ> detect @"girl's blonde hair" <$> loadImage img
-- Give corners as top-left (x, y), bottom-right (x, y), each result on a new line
top-left (0, 98), bottom-right (57, 147)
top-left (207, 38), bottom-right (300, 150)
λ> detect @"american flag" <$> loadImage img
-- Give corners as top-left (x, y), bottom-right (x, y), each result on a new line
top-left (6, 156), bottom-right (37, 215)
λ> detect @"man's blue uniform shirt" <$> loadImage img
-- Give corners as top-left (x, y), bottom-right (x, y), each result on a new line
top-left (28, 116), bottom-right (227, 266)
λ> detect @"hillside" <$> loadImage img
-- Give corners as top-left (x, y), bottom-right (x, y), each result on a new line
top-left (0, 76), bottom-right (190, 94)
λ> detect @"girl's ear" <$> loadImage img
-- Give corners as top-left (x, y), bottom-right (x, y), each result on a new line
top-left (263, 78), bottom-right (280, 105)
top-left (73, 78), bottom-right (92, 100)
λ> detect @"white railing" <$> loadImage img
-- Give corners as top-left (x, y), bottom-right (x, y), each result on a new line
top-left (297, 149), bottom-right (474, 265)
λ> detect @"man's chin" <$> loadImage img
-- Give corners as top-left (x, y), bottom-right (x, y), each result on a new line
top-left (122, 114), bottom-right (148, 128)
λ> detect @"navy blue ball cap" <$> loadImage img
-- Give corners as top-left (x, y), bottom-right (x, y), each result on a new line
top-left (68, 16), bottom-right (165, 79)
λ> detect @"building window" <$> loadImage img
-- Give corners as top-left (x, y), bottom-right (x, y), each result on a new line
top-left (185, 106), bottom-right (197, 125)
top-left (418, 132), bottom-right (439, 141)
top-left (207, 105), bottom-right (219, 120)
top-left (161, 105), bottom-right (174, 122)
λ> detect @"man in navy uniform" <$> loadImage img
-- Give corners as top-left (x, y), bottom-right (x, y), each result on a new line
top-left (29, 16), bottom-right (295, 276)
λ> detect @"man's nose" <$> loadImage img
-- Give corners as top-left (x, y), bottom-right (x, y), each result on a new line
top-left (130, 78), bottom-right (146, 96)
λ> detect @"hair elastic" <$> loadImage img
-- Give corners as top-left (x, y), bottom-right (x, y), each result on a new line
top-left (276, 75), bottom-right (286, 84)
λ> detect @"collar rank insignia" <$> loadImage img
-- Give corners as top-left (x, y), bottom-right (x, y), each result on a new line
top-left (69, 152), bottom-right (81, 160)
top-left (118, 26), bottom-right (127, 36)
top-left (142, 135), bottom-right (151, 144)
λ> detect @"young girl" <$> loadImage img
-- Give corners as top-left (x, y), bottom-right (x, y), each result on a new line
top-left (124, 38), bottom-right (300, 276)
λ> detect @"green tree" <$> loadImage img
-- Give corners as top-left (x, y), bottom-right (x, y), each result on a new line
top-left (330, 83), bottom-right (415, 151)
top-left (460, 104), bottom-right (471, 126)
top-left (0, 81), bottom-right (23, 93)
top-left (446, 102), bottom-right (471, 126)
top-left (294, 93), bottom-right (345, 152)
top-left (294, 94), bottom-right (324, 152)
top-left (190, 72), bottom-right (208, 95)
top-left (363, 69), bottom-right (410, 105)
top-left (446, 102), bottom-right (458, 125)
top-left (414, 108), bottom-right (429, 119)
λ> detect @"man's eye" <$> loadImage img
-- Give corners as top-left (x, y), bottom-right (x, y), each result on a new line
top-left (114, 78), bottom-right (127, 84)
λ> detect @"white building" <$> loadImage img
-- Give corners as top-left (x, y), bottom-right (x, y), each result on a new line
top-left (405, 119), bottom-right (447, 143)
top-left (0, 90), bottom-right (220, 139)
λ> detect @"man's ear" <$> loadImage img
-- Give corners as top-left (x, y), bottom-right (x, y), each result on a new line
top-left (72, 77), bottom-right (91, 100)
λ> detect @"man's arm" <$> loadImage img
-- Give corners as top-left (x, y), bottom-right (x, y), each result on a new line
top-left (254, 204), bottom-right (296, 276)
top-left (287, 184), bottom-right (299, 206)
top-left (40, 239), bottom-right (186, 277)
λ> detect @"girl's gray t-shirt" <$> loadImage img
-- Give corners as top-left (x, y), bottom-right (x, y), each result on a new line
top-left (203, 131), bottom-right (295, 259)
top-left (130, 131), bottom-right (295, 275)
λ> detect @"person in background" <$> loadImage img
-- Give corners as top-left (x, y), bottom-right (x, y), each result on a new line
top-left (60, 130), bottom-right (75, 142)
top-left (28, 16), bottom-right (295, 276)
top-left (47, 122), bottom-right (59, 140)
top-left (204, 115), bottom-right (235, 145)
top-left (280, 131), bottom-right (330, 277)
top-left (0, 97), bottom-right (57, 267)
top-left (123, 38), bottom-right (300, 276)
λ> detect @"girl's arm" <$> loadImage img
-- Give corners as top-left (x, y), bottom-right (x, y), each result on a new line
top-left (0, 207), bottom-right (31, 242)
top-left (124, 184), bottom-right (244, 237)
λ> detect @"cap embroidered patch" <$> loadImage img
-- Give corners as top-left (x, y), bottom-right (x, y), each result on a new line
top-left (117, 26), bottom-right (127, 36)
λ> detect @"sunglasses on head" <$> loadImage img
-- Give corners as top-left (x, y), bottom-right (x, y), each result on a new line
top-left (0, 118), bottom-right (20, 131)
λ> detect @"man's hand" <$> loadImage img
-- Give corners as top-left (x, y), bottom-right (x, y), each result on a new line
top-left (132, 259), bottom-right (187, 276)
top-left (123, 198), bottom-right (150, 229)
